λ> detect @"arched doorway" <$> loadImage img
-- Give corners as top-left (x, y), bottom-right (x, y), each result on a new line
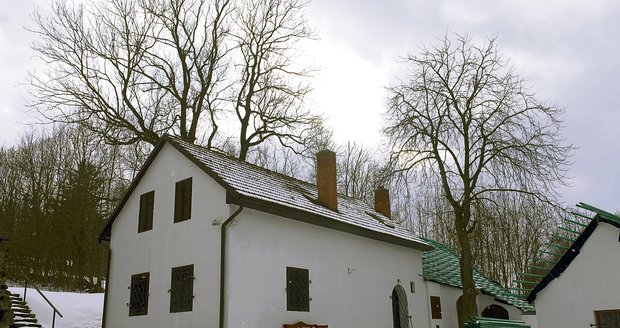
top-left (481, 304), bottom-right (509, 319)
top-left (391, 285), bottom-right (410, 328)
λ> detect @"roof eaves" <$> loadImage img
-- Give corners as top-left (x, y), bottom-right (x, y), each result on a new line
top-left (229, 193), bottom-right (432, 251)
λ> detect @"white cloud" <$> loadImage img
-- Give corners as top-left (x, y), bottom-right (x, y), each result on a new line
top-left (306, 36), bottom-right (391, 146)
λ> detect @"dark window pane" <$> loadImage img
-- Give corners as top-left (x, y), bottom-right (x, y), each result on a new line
top-left (595, 309), bottom-right (620, 328)
top-left (170, 264), bottom-right (194, 312)
top-left (174, 178), bottom-right (192, 223)
top-left (430, 296), bottom-right (442, 319)
top-left (129, 273), bottom-right (149, 316)
top-left (482, 304), bottom-right (509, 319)
top-left (139, 191), bottom-right (154, 232)
top-left (286, 266), bottom-right (309, 312)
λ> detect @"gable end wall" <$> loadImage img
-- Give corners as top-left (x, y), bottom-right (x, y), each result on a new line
top-left (536, 222), bottom-right (620, 328)
top-left (106, 143), bottom-right (231, 328)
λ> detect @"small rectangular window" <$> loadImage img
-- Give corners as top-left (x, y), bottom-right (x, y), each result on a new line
top-left (430, 296), bottom-right (442, 319)
top-left (138, 191), bottom-right (154, 232)
top-left (286, 266), bottom-right (309, 312)
top-left (174, 178), bottom-right (192, 223)
top-left (170, 264), bottom-right (194, 313)
top-left (129, 272), bottom-right (149, 316)
top-left (595, 309), bottom-right (620, 327)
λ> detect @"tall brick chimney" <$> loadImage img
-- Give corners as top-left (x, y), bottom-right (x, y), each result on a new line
top-left (316, 150), bottom-right (338, 211)
top-left (374, 186), bottom-right (391, 218)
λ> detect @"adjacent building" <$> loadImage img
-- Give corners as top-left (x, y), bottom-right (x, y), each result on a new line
top-left (422, 239), bottom-right (535, 328)
top-left (526, 203), bottom-right (620, 328)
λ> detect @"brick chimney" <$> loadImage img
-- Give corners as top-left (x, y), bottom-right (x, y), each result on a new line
top-left (374, 186), bottom-right (391, 219)
top-left (316, 150), bottom-right (338, 211)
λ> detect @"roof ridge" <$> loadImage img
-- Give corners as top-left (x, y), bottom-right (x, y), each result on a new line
top-left (166, 135), bottom-right (313, 186)
top-left (165, 135), bottom-right (385, 206)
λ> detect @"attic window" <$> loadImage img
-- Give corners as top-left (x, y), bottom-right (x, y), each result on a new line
top-left (129, 272), bottom-right (149, 316)
top-left (138, 191), bottom-right (154, 233)
top-left (174, 178), bottom-right (192, 223)
top-left (170, 264), bottom-right (194, 313)
top-left (366, 211), bottom-right (395, 228)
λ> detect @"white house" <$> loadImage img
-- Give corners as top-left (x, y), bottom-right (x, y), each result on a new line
top-left (526, 203), bottom-right (620, 328)
top-left (421, 239), bottom-right (535, 328)
top-left (98, 135), bottom-right (435, 328)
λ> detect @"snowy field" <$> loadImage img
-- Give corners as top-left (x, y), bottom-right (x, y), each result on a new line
top-left (9, 287), bottom-right (103, 328)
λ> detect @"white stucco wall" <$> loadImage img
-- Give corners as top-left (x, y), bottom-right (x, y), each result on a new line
top-left (224, 207), bottom-right (431, 328)
top-left (425, 281), bottom-right (523, 328)
top-left (522, 314), bottom-right (538, 328)
top-left (106, 144), bottom-right (230, 328)
top-left (535, 222), bottom-right (620, 328)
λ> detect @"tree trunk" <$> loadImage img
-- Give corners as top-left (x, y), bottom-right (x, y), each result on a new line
top-left (456, 210), bottom-right (478, 327)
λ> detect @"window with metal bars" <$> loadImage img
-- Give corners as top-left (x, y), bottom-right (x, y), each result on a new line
top-left (286, 266), bottom-right (309, 312)
top-left (138, 191), bottom-right (154, 233)
top-left (170, 264), bottom-right (194, 313)
top-left (174, 178), bottom-right (192, 223)
top-left (129, 272), bottom-right (149, 316)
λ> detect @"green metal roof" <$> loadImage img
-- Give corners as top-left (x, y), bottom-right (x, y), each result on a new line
top-left (422, 239), bottom-right (535, 312)
top-left (576, 202), bottom-right (620, 226)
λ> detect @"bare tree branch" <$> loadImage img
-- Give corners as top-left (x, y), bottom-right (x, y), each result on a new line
top-left (383, 34), bottom-right (573, 325)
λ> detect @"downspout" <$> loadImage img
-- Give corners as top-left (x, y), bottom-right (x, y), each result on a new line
top-left (101, 247), bottom-right (111, 328)
top-left (219, 205), bottom-right (244, 328)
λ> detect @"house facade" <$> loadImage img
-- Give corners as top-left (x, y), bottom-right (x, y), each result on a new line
top-left (421, 239), bottom-right (534, 328)
top-left (99, 136), bottom-right (434, 328)
top-left (527, 204), bottom-right (620, 328)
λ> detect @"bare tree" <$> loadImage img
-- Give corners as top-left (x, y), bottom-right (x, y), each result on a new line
top-left (30, 0), bottom-right (233, 146)
top-left (335, 141), bottom-right (390, 203)
top-left (29, 0), bottom-right (320, 159)
top-left (0, 126), bottom-right (128, 290)
top-left (411, 189), bottom-right (559, 288)
top-left (232, 0), bottom-right (319, 160)
top-left (383, 34), bottom-right (572, 325)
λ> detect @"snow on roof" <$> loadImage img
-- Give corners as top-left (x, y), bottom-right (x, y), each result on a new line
top-left (100, 135), bottom-right (430, 251)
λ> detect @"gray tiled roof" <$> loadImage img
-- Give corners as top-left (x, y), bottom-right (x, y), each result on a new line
top-left (168, 136), bottom-right (430, 250)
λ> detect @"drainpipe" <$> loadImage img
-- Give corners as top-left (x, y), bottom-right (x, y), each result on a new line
top-left (101, 248), bottom-right (111, 328)
top-left (219, 205), bottom-right (244, 328)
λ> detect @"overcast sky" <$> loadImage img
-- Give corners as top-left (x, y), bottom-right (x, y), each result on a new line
top-left (1, 0), bottom-right (619, 211)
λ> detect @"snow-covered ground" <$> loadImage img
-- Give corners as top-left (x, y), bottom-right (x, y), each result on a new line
top-left (8, 287), bottom-right (103, 328)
